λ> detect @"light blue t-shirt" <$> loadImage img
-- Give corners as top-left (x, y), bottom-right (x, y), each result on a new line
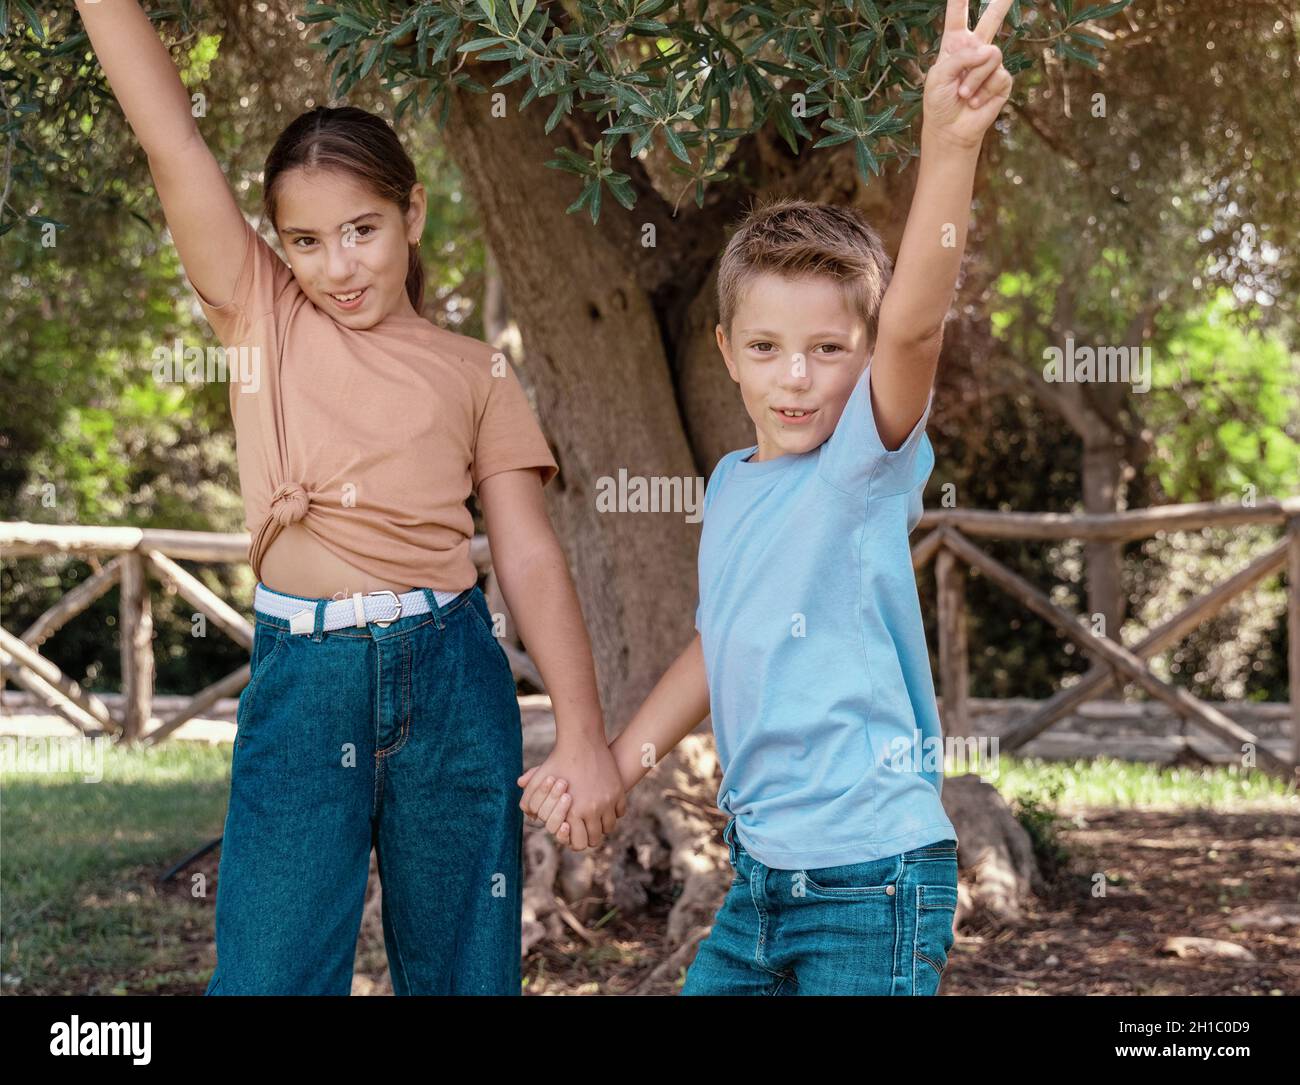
top-left (694, 361), bottom-right (958, 869)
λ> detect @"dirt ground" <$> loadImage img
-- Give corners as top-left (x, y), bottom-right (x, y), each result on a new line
top-left (159, 803), bottom-right (1297, 996)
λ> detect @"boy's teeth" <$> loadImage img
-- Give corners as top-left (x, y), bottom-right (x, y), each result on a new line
top-left (781, 409), bottom-right (807, 417)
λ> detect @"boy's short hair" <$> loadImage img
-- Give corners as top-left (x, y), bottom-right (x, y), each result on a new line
top-left (716, 196), bottom-right (893, 349)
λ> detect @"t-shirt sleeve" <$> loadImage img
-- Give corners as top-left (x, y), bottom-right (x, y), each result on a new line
top-left (818, 361), bottom-right (935, 500)
top-left (471, 361), bottom-right (559, 490)
top-left (186, 217), bottom-right (297, 345)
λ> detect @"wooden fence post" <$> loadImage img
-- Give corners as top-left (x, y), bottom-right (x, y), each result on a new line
top-left (936, 533), bottom-right (970, 739)
top-left (119, 551), bottom-right (153, 741)
top-left (1288, 515), bottom-right (1300, 774)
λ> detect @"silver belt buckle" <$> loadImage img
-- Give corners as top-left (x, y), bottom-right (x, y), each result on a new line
top-left (367, 589), bottom-right (402, 627)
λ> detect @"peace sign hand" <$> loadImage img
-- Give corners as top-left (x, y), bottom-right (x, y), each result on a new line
top-left (922, 0), bottom-right (1016, 150)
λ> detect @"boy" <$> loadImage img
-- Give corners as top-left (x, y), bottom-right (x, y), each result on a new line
top-left (518, 0), bottom-right (1014, 994)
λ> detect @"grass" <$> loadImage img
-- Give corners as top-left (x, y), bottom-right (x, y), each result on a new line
top-left (971, 753), bottom-right (1296, 809)
top-left (1, 738), bottom-right (232, 995)
top-left (2, 740), bottom-right (1295, 994)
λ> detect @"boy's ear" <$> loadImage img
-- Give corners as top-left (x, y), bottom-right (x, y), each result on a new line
top-left (717, 324), bottom-right (740, 383)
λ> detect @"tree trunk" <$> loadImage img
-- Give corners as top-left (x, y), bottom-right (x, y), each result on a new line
top-left (442, 84), bottom-right (701, 728)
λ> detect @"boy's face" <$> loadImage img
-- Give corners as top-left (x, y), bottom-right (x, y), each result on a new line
top-left (273, 168), bottom-right (426, 329)
top-left (716, 271), bottom-right (869, 462)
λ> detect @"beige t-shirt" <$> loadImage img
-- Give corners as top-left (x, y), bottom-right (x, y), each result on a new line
top-left (191, 218), bottom-right (558, 590)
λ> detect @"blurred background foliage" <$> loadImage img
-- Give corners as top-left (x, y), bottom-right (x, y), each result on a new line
top-left (1, 0), bottom-right (1296, 702)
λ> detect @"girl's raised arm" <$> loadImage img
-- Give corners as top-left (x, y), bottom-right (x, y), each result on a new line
top-left (74, 0), bottom-right (248, 306)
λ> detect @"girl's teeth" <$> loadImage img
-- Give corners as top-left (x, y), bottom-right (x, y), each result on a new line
top-left (334, 290), bottom-right (362, 301)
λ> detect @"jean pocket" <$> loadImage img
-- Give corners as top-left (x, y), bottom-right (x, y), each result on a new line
top-left (800, 854), bottom-right (900, 899)
top-left (236, 624), bottom-right (286, 748)
top-left (467, 593), bottom-right (514, 671)
top-left (912, 883), bottom-right (959, 990)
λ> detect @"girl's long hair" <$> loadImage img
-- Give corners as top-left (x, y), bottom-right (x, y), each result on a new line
top-left (263, 106), bottom-right (424, 313)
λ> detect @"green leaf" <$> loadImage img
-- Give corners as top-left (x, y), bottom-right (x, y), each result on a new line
top-left (630, 126), bottom-right (655, 156)
top-left (813, 130), bottom-right (856, 149)
top-left (544, 92), bottom-right (571, 133)
top-left (15, 0), bottom-right (44, 41)
top-left (1055, 39), bottom-right (1101, 68)
top-left (493, 62), bottom-right (532, 87)
top-left (607, 178), bottom-right (636, 209)
top-left (566, 180), bottom-right (594, 215)
top-left (358, 42), bottom-right (383, 81)
top-left (1069, 2), bottom-right (1131, 27)
top-left (663, 125), bottom-right (691, 163)
top-left (456, 36), bottom-right (511, 53)
top-left (382, 11), bottom-right (419, 44)
top-left (771, 103), bottom-right (800, 156)
top-left (853, 135), bottom-right (880, 178)
top-left (300, 4), bottom-right (339, 25)
top-left (333, 11), bottom-right (372, 34)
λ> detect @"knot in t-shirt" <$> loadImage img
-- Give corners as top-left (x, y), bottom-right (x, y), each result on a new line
top-left (269, 482), bottom-right (310, 525)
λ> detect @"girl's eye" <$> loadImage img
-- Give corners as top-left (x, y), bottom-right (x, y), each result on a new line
top-left (294, 237), bottom-right (316, 249)
top-left (355, 225), bottom-right (375, 237)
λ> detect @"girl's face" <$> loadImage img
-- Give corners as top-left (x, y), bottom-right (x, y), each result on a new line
top-left (272, 168), bottom-right (426, 329)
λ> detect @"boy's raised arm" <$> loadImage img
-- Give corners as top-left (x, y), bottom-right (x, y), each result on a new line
top-left (75, 0), bottom-right (249, 306)
top-left (872, 0), bottom-right (1015, 450)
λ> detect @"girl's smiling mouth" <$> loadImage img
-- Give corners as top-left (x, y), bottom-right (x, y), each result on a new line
top-left (327, 286), bottom-right (368, 310)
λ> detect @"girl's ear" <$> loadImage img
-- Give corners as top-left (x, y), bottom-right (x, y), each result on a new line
top-left (406, 183), bottom-right (428, 244)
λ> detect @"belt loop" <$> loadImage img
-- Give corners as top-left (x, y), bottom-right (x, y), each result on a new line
top-left (311, 598), bottom-right (326, 642)
top-left (419, 587), bottom-right (446, 630)
top-left (723, 816), bottom-right (738, 865)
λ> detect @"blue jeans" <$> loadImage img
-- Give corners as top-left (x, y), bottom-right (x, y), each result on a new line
top-left (682, 816), bottom-right (959, 995)
top-left (204, 584), bottom-right (523, 995)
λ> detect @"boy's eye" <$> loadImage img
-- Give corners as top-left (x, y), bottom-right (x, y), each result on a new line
top-left (750, 342), bottom-right (775, 353)
top-left (816, 344), bottom-right (844, 354)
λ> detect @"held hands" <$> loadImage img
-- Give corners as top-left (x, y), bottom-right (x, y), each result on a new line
top-left (922, 0), bottom-right (1015, 150)
top-left (516, 732), bottom-right (626, 851)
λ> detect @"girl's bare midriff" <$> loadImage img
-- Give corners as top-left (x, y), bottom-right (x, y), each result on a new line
top-left (258, 524), bottom-right (415, 599)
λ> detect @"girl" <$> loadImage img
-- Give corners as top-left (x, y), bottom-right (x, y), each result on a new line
top-left (75, 0), bottom-right (624, 995)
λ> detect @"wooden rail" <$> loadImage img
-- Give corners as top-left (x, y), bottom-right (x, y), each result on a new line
top-left (913, 496), bottom-right (1300, 783)
top-left (2, 496), bottom-right (1298, 781)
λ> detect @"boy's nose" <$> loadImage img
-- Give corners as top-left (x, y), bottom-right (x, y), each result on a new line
top-left (776, 355), bottom-right (812, 387)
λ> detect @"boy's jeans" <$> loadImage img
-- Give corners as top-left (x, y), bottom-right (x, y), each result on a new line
top-left (682, 816), bottom-right (959, 995)
top-left (204, 585), bottom-right (523, 995)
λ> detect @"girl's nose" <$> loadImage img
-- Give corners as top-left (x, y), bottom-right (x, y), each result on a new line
top-left (325, 239), bottom-right (358, 280)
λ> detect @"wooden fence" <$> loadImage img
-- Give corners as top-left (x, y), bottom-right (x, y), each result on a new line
top-left (2, 496), bottom-right (1298, 781)
top-left (917, 496), bottom-right (1299, 782)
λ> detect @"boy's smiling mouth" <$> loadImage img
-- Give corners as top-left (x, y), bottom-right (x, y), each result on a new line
top-left (772, 406), bottom-right (819, 424)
